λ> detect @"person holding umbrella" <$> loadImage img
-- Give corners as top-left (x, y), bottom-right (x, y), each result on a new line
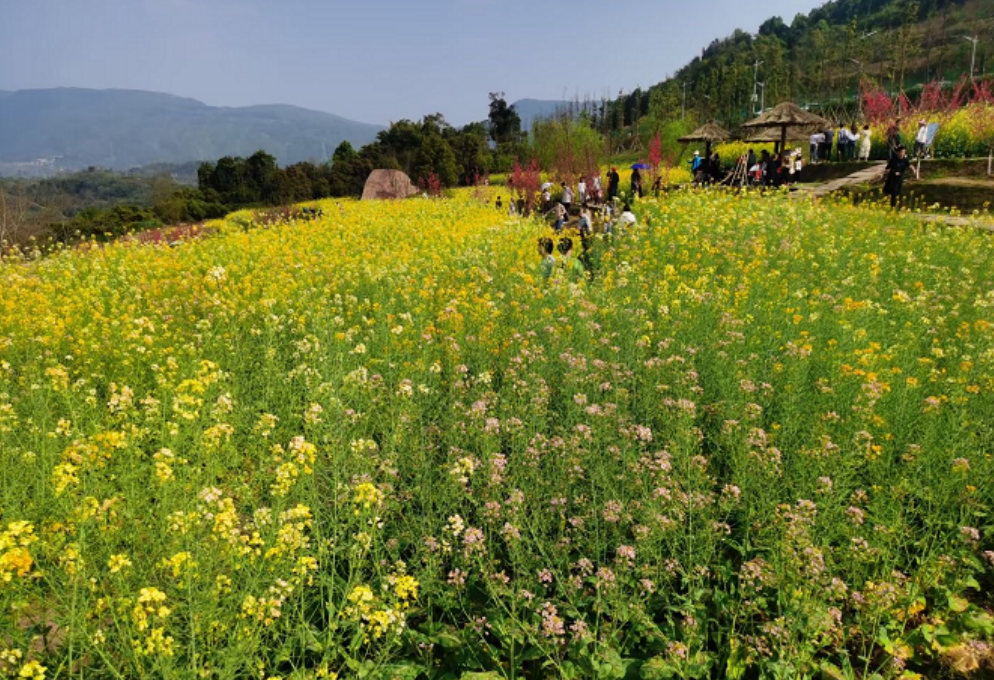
top-left (607, 167), bottom-right (620, 202)
top-left (631, 166), bottom-right (643, 198)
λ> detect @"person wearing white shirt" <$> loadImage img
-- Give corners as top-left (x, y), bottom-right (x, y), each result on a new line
top-left (809, 132), bottom-right (825, 163)
top-left (617, 203), bottom-right (637, 234)
top-left (561, 183), bottom-right (574, 213)
top-left (577, 178), bottom-right (587, 205)
top-left (914, 120), bottom-right (930, 159)
top-left (859, 125), bottom-right (873, 161)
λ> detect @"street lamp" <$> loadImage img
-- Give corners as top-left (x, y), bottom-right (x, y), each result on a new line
top-left (682, 81), bottom-right (692, 120)
top-left (849, 59), bottom-right (865, 113)
top-left (752, 59), bottom-right (764, 115)
top-left (756, 82), bottom-right (766, 113)
top-left (960, 35), bottom-right (979, 81)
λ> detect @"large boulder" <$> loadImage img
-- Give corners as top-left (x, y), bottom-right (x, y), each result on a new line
top-left (361, 169), bottom-right (419, 201)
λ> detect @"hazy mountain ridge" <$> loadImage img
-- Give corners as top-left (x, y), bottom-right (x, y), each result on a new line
top-left (0, 88), bottom-right (384, 175)
top-left (511, 99), bottom-right (599, 131)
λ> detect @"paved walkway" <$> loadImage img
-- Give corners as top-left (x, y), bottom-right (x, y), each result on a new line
top-left (793, 162), bottom-right (887, 199)
top-left (788, 163), bottom-right (994, 231)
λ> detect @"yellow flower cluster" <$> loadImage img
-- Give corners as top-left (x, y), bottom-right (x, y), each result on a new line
top-left (130, 587), bottom-right (175, 657)
top-left (0, 522), bottom-right (36, 582)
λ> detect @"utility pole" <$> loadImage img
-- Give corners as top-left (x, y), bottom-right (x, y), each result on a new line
top-left (757, 82), bottom-right (766, 114)
top-left (961, 35), bottom-right (979, 81)
top-left (752, 60), bottom-right (764, 116)
top-left (849, 59), bottom-right (865, 114)
top-left (681, 81), bottom-right (691, 120)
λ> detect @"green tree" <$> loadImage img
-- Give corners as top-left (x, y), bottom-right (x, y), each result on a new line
top-left (452, 123), bottom-right (491, 184)
top-left (488, 93), bottom-right (523, 145)
top-left (414, 134), bottom-right (459, 187)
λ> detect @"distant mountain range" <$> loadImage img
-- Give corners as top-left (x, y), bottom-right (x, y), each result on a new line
top-left (0, 88), bottom-right (590, 178)
top-left (0, 88), bottom-right (384, 175)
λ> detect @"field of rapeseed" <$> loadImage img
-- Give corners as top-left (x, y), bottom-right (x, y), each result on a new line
top-left (1, 190), bottom-right (993, 680)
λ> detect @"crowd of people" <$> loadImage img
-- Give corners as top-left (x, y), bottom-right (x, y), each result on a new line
top-left (533, 199), bottom-right (639, 284)
top-left (495, 172), bottom-right (647, 284)
top-left (806, 118), bottom-right (935, 164)
top-left (808, 124), bottom-right (873, 163)
top-left (493, 115), bottom-right (934, 241)
top-left (690, 151), bottom-right (724, 185)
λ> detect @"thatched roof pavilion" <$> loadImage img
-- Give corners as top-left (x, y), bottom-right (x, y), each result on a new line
top-left (678, 122), bottom-right (732, 159)
top-left (742, 102), bottom-right (831, 151)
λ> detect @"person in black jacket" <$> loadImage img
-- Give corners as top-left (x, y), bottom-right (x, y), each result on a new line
top-left (883, 145), bottom-right (918, 209)
top-left (607, 167), bottom-right (621, 202)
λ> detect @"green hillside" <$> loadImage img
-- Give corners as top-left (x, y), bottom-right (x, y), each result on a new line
top-left (593, 0), bottom-right (993, 136)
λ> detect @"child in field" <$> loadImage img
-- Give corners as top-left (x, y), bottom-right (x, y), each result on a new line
top-left (558, 237), bottom-right (587, 283)
top-left (538, 237), bottom-right (556, 281)
top-left (577, 205), bottom-right (592, 238)
top-left (554, 202), bottom-right (567, 232)
top-left (618, 204), bottom-right (637, 234)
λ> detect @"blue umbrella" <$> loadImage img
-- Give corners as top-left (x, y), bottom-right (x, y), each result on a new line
top-left (631, 163), bottom-right (651, 170)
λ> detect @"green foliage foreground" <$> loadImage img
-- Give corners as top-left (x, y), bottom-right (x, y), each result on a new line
top-left (0, 191), bottom-right (992, 679)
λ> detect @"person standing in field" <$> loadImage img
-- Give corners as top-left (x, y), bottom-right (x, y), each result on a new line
top-left (495, 196), bottom-right (503, 211)
top-left (607, 167), bottom-right (620, 202)
top-left (690, 151), bottom-right (703, 184)
top-left (631, 167), bottom-right (643, 198)
top-left (851, 125), bottom-right (860, 160)
top-left (883, 145), bottom-right (918, 210)
top-left (538, 237), bottom-right (556, 281)
top-left (837, 125), bottom-right (848, 162)
top-left (859, 125), bottom-right (873, 161)
top-left (809, 131), bottom-right (824, 163)
top-left (554, 202), bottom-right (567, 232)
top-left (558, 237), bottom-right (587, 283)
top-left (886, 118), bottom-right (903, 161)
top-left (592, 174), bottom-right (603, 203)
top-left (577, 205), bottom-right (592, 238)
top-left (618, 203), bottom-right (637, 233)
top-left (709, 152), bottom-right (722, 184)
top-left (577, 177), bottom-right (587, 205)
top-left (561, 182), bottom-right (574, 214)
top-left (823, 125), bottom-right (835, 162)
top-left (541, 187), bottom-right (552, 212)
top-left (914, 120), bottom-right (929, 159)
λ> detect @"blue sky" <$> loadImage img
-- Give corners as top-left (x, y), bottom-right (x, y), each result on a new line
top-left (1, 0), bottom-right (826, 125)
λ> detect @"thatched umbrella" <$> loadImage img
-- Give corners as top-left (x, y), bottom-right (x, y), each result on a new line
top-left (742, 128), bottom-right (811, 144)
top-left (742, 102), bottom-right (831, 154)
top-left (678, 121), bottom-right (731, 160)
top-left (742, 127), bottom-right (814, 154)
